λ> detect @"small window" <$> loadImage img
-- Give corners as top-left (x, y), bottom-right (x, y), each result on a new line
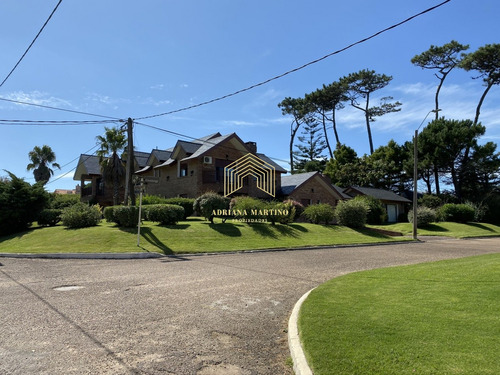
top-left (180, 164), bottom-right (188, 177)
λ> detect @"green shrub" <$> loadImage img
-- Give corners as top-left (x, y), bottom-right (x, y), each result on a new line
top-left (265, 201), bottom-right (296, 225)
top-left (0, 172), bottom-right (49, 236)
top-left (103, 206), bottom-right (116, 223)
top-left (142, 194), bottom-right (168, 205)
top-left (37, 209), bottom-right (62, 226)
top-left (144, 204), bottom-right (184, 225)
top-left (334, 199), bottom-right (368, 228)
top-left (163, 198), bottom-right (195, 219)
top-left (61, 202), bottom-right (102, 228)
top-left (49, 193), bottom-right (80, 209)
top-left (418, 194), bottom-right (442, 209)
top-left (464, 201), bottom-right (486, 222)
top-left (113, 206), bottom-right (140, 227)
top-left (354, 196), bottom-right (386, 224)
top-left (194, 192), bottom-right (230, 223)
top-left (230, 196), bottom-right (266, 220)
top-left (482, 193), bottom-right (500, 225)
top-left (439, 203), bottom-right (475, 223)
top-left (283, 199), bottom-right (304, 220)
top-left (303, 203), bottom-right (335, 225)
top-left (408, 207), bottom-right (436, 227)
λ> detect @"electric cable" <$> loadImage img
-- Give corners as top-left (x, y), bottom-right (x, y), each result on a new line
top-left (0, 119), bottom-right (120, 126)
top-left (134, 0), bottom-right (451, 120)
top-left (0, 96), bottom-right (122, 120)
top-left (0, 0), bottom-right (63, 88)
top-left (135, 121), bottom-right (291, 166)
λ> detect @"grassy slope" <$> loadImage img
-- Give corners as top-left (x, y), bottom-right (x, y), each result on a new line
top-left (299, 254), bottom-right (500, 375)
top-left (0, 218), bottom-right (406, 254)
top-left (369, 221), bottom-right (500, 238)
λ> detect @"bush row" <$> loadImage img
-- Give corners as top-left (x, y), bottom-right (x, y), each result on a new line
top-left (104, 204), bottom-right (185, 227)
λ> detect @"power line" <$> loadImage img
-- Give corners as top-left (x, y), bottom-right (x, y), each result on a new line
top-left (45, 144), bottom-right (100, 186)
top-left (135, 0), bottom-right (451, 121)
top-left (0, 96), bottom-right (122, 120)
top-left (0, 119), bottom-right (119, 126)
top-left (0, 0), bottom-right (63, 88)
top-left (135, 121), bottom-right (291, 166)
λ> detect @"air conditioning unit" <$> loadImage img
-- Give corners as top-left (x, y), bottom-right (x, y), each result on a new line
top-left (203, 156), bottom-right (213, 164)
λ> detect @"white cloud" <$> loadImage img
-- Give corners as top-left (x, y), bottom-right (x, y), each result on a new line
top-left (3, 90), bottom-right (73, 109)
top-left (150, 84), bottom-right (165, 90)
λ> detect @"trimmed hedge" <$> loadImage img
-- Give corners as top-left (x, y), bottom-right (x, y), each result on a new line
top-left (103, 206), bottom-right (116, 223)
top-left (303, 203), bottom-right (335, 225)
top-left (144, 204), bottom-right (184, 225)
top-left (37, 209), bottom-right (62, 226)
top-left (334, 199), bottom-right (368, 228)
top-left (163, 198), bottom-right (195, 219)
top-left (439, 203), bottom-right (475, 223)
top-left (408, 207), bottom-right (436, 227)
top-left (194, 192), bottom-right (230, 223)
top-left (113, 206), bottom-right (140, 227)
top-left (61, 202), bottom-right (102, 228)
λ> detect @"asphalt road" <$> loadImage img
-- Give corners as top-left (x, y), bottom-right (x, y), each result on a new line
top-left (1, 238), bottom-right (499, 375)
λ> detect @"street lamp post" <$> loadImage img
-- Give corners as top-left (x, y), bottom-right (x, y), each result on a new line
top-left (413, 109), bottom-right (440, 240)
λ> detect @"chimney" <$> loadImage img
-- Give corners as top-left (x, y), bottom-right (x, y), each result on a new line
top-left (245, 141), bottom-right (257, 154)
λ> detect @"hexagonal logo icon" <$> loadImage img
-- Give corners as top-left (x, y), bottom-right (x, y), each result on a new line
top-left (224, 153), bottom-right (276, 197)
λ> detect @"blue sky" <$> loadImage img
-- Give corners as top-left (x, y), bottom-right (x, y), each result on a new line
top-left (1, 0), bottom-right (499, 191)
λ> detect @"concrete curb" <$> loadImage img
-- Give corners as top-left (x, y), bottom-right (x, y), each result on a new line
top-left (0, 240), bottom-right (416, 260)
top-left (288, 288), bottom-right (315, 375)
top-left (0, 252), bottom-right (164, 259)
top-left (0, 240), bottom-right (419, 260)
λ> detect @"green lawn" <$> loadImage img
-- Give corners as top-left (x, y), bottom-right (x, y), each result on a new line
top-left (298, 254), bottom-right (500, 375)
top-left (369, 221), bottom-right (500, 238)
top-left (0, 218), bottom-right (407, 254)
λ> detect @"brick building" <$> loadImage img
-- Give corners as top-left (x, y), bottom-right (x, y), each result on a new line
top-left (280, 171), bottom-right (347, 207)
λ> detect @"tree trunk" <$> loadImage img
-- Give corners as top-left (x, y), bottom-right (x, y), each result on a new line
top-left (434, 73), bottom-right (448, 120)
top-left (321, 112), bottom-right (333, 159)
top-left (474, 81), bottom-right (493, 125)
top-left (364, 93), bottom-right (374, 154)
top-left (290, 119), bottom-right (300, 174)
top-left (331, 110), bottom-right (340, 146)
top-left (433, 166), bottom-right (440, 195)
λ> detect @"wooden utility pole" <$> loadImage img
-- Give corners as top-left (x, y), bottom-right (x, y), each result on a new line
top-left (124, 117), bottom-right (136, 206)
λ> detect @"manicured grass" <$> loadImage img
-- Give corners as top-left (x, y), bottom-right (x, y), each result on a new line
top-left (0, 218), bottom-right (407, 254)
top-left (369, 221), bottom-right (500, 238)
top-left (298, 254), bottom-right (500, 375)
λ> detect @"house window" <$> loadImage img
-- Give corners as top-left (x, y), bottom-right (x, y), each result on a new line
top-left (154, 169), bottom-right (161, 178)
top-left (180, 164), bottom-right (188, 177)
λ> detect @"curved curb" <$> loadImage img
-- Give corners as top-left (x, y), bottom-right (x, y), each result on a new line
top-left (288, 288), bottom-right (315, 375)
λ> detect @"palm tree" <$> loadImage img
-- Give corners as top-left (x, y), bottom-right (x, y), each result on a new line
top-left (27, 145), bottom-right (61, 184)
top-left (96, 127), bottom-right (127, 205)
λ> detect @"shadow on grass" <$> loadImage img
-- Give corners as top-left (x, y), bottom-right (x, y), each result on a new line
top-left (355, 227), bottom-right (392, 239)
top-left (159, 224), bottom-right (190, 230)
top-left (466, 222), bottom-right (495, 232)
top-left (420, 223), bottom-right (450, 232)
top-left (205, 222), bottom-right (242, 237)
top-left (275, 224), bottom-right (300, 238)
top-left (249, 223), bottom-right (278, 238)
top-left (138, 227), bottom-right (174, 255)
top-left (289, 223), bottom-right (309, 233)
